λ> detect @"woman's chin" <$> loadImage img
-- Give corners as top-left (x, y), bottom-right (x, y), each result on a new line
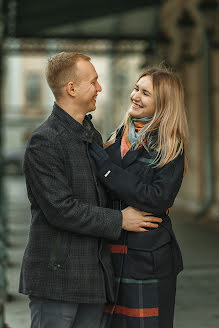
top-left (129, 109), bottom-right (142, 119)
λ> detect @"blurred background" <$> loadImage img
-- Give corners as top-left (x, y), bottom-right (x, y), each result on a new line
top-left (0, 0), bottom-right (219, 327)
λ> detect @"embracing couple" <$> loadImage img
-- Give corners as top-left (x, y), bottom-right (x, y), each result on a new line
top-left (19, 52), bottom-right (188, 328)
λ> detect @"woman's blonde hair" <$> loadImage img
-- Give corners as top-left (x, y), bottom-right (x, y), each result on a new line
top-left (105, 66), bottom-right (189, 173)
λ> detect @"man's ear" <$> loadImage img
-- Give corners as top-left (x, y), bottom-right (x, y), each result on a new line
top-left (66, 81), bottom-right (76, 96)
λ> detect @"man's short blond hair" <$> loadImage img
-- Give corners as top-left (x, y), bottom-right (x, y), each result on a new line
top-left (45, 52), bottom-right (91, 100)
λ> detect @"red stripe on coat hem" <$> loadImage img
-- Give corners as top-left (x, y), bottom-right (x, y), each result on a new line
top-left (109, 244), bottom-right (127, 254)
top-left (104, 305), bottom-right (159, 317)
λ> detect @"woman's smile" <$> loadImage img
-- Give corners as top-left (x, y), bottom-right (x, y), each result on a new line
top-left (131, 101), bottom-right (143, 109)
top-left (129, 76), bottom-right (156, 118)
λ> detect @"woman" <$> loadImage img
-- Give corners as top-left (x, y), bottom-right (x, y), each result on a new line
top-left (89, 67), bottom-right (188, 328)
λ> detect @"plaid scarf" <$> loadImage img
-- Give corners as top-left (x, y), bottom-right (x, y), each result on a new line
top-left (121, 117), bottom-right (152, 158)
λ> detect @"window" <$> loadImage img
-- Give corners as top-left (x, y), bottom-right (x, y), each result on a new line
top-left (25, 73), bottom-right (41, 108)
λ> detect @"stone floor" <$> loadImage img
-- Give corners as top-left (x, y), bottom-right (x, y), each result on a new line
top-left (3, 176), bottom-right (219, 327)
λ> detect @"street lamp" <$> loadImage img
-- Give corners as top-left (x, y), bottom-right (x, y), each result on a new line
top-left (198, 0), bottom-right (218, 35)
top-left (177, 9), bottom-right (197, 62)
top-left (156, 29), bottom-right (172, 65)
top-left (198, 0), bottom-right (219, 49)
top-left (140, 31), bottom-right (171, 69)
top-left (140, 39), bottom-right (157, 69)
top-left (177, 8), bottom-right (196, 30)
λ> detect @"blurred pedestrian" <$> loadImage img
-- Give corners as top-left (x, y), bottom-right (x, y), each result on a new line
top-left (89, 67), bottom-right (189, 328)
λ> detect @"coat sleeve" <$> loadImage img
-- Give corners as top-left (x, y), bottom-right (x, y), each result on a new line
top-left (97, 153), bottom-right (184, 216)
top-left (23, 132), bottom-right (122, 240)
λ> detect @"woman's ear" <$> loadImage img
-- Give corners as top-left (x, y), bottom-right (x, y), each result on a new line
top-left (66, 81), bottom-right (76, 97)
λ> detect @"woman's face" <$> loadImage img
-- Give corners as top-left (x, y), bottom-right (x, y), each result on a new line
top-left (129, 75), bottom-right (156, 119)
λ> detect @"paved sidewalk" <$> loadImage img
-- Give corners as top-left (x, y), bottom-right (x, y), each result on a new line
top-left (4, 176), bottom-right (219, 327)
top-left (4, 176), bottom-right (30, 328)
top-left (173, 212), bottom-right (219, 328)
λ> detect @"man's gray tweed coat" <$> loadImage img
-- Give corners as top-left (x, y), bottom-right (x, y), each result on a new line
top-left (19, 103), bottom-right (122, 304)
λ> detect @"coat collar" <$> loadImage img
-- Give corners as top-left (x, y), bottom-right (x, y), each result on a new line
top-left (107, 125), bottom-right (158, 168)
top-left (122, 147), bottom-right (143, 168)
top-left (106, 136), bottom-right (144, 169)
top-left (51, 102), bottom-right (94, 143)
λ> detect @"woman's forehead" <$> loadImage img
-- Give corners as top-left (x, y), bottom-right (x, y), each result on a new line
top-left (137, 76), bottom-right (153, 91)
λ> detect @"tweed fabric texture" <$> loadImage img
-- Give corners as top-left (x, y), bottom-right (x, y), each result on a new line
top-left (19, 103), bottom-right (122, 303)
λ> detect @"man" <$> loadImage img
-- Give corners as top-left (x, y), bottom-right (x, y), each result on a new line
top-left (19, 52), bottom-right (161, 328)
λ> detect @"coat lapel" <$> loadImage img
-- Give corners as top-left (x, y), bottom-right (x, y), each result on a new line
top-left (106, 138), bottom-right (144, 169)
top-left (121, 148), bottom-right (144, 168)
top-left (105, 139), bottom-right (122, 166)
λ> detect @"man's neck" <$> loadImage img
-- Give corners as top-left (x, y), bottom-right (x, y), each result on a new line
top-left (56, 100), bottom-right (85, 125)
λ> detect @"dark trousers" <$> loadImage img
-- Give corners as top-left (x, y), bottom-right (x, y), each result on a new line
top-left (158, 275), bottom-right (177, 328)
top-left (29, 296), bottom-right (104, 328)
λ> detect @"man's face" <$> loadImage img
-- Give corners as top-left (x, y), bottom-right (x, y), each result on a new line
top-left (74, 60), bottom-right (102, 113)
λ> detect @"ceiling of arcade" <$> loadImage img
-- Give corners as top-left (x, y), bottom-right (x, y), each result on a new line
top-left (2, 0), bottom-right (219, 66)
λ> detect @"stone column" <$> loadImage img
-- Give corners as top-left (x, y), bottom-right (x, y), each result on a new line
top-left (0, 0), bottom-right (7, 326)
top-left (209, 46), bottom-right (219, 219)
top-left (175, 59), bottom-right (204, 213)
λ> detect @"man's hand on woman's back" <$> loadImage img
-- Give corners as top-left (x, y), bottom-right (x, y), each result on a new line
top-left (122, 206), bottom-right (162, 232)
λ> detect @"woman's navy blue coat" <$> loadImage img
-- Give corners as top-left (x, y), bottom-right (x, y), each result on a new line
top-left (96, 133), bottom-right (185, 328)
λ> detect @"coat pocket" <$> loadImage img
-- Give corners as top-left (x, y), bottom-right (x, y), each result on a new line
top-left (127, 248), bottom-right (155, 279)
top-left (127, 241), bottom-right (173, 280)
top-left (153, 242), bottom-right (173, 277)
